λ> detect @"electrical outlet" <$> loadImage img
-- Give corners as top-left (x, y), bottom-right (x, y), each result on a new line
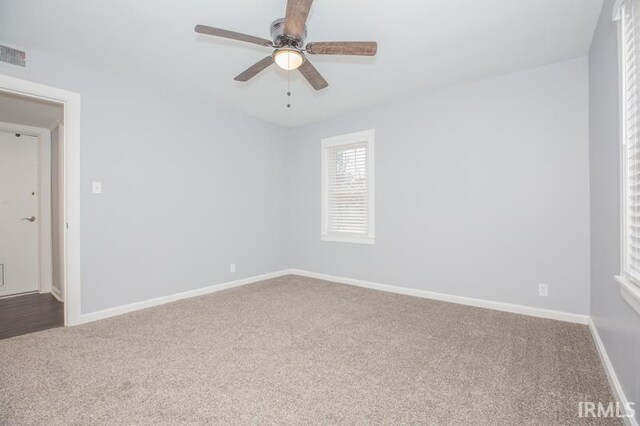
top-left (538, 283), bottom-right (549, 297)
top-left (230, 264), bottom-right (236, 273)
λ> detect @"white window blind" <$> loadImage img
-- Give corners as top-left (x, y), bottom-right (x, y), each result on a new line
top-left (622, 0), bottom-right (640, 285)
top-left (321, 130), bottom-right (374, 244)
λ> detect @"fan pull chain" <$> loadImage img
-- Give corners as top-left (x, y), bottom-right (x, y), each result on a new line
top-left (287, 64), bottom-right (292, 109)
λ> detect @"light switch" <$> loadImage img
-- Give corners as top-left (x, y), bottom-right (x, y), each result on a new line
top-left (92, 181), bottom-right (102, 194)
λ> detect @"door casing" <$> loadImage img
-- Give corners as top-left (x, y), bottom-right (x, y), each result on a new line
top-left (0, 74), bottom-right (81, 326)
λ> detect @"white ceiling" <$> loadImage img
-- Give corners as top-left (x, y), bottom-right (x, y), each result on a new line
top-left (0, 0), bottom-right (603, 127)
top-left (0, 91), bottom-right (63, 129)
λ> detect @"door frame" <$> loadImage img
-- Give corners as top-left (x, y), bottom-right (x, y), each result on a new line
top-left (0, 74), bottom-right (82, 326)
top-left (0, 122), bottom-right (53, 296)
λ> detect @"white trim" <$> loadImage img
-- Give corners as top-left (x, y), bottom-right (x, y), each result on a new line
top-left (320, 235), bottom-right (375, 244)
top-left (50, 123), bottom-right (64, 302)
top-left (50, 285), bottom-right (63, 302)
top-left (0, 290), bottom-right (39, 300)
top-left (320, 129), bottom-right (375, 245)
top-left (619, 5), bottom-right (628, 289)
top-left (289, 269), bottom-right (589, 324)
top-left (75, 266), bottom-right (588, 329)
top-left (0, 73), bottom-right (82, 326)
top-left (614, 0), bottom-right (624, 21)
top-left (37, 126), bottom-right (52, 294)
top-left (619, 1), bottom-right (631, 283)
top-left (588, 319), bottom-right (639, 426)
top-left (48, 120), bottom-right (62, 132)
top-left (0, 122), bottom-right (52, 295)
top-left (77, 270), bottom-right (292, 325)
top-left (615, 275), bottom-right (640, 317)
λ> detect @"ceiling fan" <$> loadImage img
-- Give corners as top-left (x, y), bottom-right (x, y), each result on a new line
top-left (195, 0), bottom-right (377, 90)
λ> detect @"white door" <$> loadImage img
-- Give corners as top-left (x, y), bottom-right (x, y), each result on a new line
top-left (0, 131), bottom-right (39, 296)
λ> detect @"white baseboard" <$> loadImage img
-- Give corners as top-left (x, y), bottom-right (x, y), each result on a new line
top-left (76, 270), bottom-right (291, 325)
top-left (588, 319), bottom-right (639, 426)
top-left (289, 269), bottom-right (589, 325)
top-left (75, 268), bottom-right (588, 326)
top-left (51, 286), bottom-right (63, 302)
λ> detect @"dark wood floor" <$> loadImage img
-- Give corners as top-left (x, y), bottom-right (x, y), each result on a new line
top-left (0, 293), bottom-right (64, 340)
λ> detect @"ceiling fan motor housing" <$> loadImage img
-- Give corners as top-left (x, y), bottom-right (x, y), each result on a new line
top-left (270, 18), bottom-right (306, 49)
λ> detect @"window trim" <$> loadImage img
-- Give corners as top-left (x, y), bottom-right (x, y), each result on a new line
top-left (614, 0), bottom-right (623, 20)
top-left (616, 0), bottom-right (640, 317)
top-left (320, 129), bottom-right (375, 244)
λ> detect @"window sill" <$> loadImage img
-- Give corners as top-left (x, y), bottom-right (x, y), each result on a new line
top-left (321, 235), bottom-right (375, 245)
top-left (614, 275), bottom-right (640, 318)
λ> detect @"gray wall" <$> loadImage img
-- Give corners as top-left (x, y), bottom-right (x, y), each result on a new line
top-left (287, 57), bottom-right (591, 315)
top-left (0, 50), bottom-right (289, 313)
top-left (589, 0), bottom-right (640, 417)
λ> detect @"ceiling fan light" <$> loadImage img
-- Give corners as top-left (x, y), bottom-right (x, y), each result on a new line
top-left (273, 48), bottom-right (304, 70)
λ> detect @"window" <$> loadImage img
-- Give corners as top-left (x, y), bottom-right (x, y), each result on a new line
top-left (621, 0), bottom-right (640, 286)
top-left (321, 130), bottom-right (375, 244)
top-left (617, 0), bottom-right (640, 316)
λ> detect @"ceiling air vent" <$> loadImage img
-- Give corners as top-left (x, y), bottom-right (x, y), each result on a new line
top-left (0, 44), bottom-right (27, 68)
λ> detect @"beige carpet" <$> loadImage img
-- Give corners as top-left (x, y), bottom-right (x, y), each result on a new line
top-left (0, 275), bottom-right (620, 425)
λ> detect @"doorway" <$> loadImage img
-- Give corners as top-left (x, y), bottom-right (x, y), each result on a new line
top-left (0, 93), bottom-right (64, 338)
top-left (0, 73), bottom-right (81, 330)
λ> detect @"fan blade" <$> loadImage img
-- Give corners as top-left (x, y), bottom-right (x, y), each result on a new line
top-left (284, 0), bottom-right (313, 39)
top-left (195, 25), bottom-right (273, 47)
top-left (234, 56), bottom-right (274, 82)
top-left (298, 60), bottom-right (328, 90)
top-left (306, 42), bottom-right (377, 56)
